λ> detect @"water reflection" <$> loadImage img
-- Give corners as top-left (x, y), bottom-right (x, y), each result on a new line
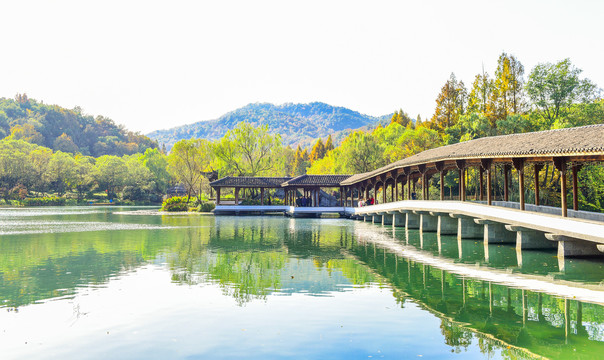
top-left (1, 207), bottom-right (604, 358)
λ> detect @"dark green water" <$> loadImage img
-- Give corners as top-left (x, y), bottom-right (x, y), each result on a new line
top-left (1, 207), bottom-right (603, 359)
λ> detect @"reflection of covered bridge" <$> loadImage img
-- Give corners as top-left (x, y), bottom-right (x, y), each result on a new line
top-left (211, 125), bottom-right (604, 258)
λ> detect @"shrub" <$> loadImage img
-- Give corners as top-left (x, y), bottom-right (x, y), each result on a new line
top-left (21, 197), bottom-right (66, 206)
top-left (197, 201), bottom-right (215, 212)
top-left (161, 196), bottom-right (190, 212)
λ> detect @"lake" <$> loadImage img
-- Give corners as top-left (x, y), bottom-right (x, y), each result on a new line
top-left (1, 206), bottom-right (603, 359)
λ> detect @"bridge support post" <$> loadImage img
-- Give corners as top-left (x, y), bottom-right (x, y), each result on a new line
top-left (475, 219), bottom-right (515, 244)
top-left (505, 225), bottom-right (555, 250)
top-left (372, 214), bottom-right (382, 224)
top-left (364, 215), bottom-right (372, 222)
top-left (432, 212), bottom-right (456, 235)
top-left (416, 211), bottom-right (437, 232)
top-left (401, 210), bottom-right (419, 229)
top-left (545, 234), bottom-right (603, 258)
top-left (452, 214), bottom-right (482, 239)
top-left (381, 212), bottom-right (393, 226)
top-left (391, 211), bottom-right (405, 227)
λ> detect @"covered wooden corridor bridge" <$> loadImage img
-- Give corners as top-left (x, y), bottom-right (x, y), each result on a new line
top-left (210, 125), bottom-right (604, 257)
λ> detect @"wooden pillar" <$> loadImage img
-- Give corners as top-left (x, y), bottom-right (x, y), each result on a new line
top-left (365, 184), bottom-right (369, 200)
top-left (481, 159), bottom-right (493, 206)
top-left (513, 158), bottom-right (526, 211)
top-left (455, 160), bottom-right (466, 201)
top-left (395, 177), bottom-right (399, 201)
top-left (339, 187), bottom-right (343, 207)
top-left (572, 164), bottom-right (582, 211)
top-left (390, 181), bottom-right (395, 203)
top-left (534, 164), bottom-right (543, 206)
top-left (260, 188), bottom-right (265, 205)
top-left (479, 167), bottom-right (484, 201)
top-left (234, 187), bottom-right (240, 205)
top-left (216, 188), bottom-right (221, 205)
top-left (503, 165), bottom-right (510, 202)
top-left (554, 158), bottom-right (568, 217)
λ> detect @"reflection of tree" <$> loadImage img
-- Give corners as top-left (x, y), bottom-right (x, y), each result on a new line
top-left (440, 318), bottom-right (473, 353)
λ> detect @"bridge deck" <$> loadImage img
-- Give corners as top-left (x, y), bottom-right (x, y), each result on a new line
top-left (353, 200), bottom-right (604, 244)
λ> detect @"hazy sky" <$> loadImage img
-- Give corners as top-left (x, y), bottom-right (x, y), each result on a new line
top-left (2, 0), bottom-right (602, 133)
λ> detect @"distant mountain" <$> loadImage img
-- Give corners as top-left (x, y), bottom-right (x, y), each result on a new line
top-left (0, 94), bottom-right (157, 156)
top-left (148, 102), bottom-right (392, 150)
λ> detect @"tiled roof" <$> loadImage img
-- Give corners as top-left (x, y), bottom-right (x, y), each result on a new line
top-left (282, 174), bottom-right (352, 187)
top-left (210, 176), bottom-right (292, 188)
top-left (341, 124), bottom-right (604, 185)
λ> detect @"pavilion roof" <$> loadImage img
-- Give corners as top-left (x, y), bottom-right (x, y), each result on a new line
top-left (281, 174), bottom-right (352, 187)
top-left (341, 124), bottom-right (604, 185)
top-left (210, 176), bottom-right (292, 188)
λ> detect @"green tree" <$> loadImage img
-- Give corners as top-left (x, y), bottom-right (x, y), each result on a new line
top-left (46, 151), bottom-right (76, 196)
top-left (94, 155), bottom-right (127, 199)
top-left (526, 58), bottom-right (600, 126)
top-left (213, 122), bottom-right (282, 177)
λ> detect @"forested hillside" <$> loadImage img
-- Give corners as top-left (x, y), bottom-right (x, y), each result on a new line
top-left (147, 102), bottom-right (391, 150)
top-left (0, 94), bottom-right (157, 157)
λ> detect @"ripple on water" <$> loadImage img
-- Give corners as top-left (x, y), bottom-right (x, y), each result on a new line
top-left (0, 220), bottom-right (174, 235)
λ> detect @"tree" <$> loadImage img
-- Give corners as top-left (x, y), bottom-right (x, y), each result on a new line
top-left (46, 151), bottom-right (76, 196)
top-left (94, 155), bottom-right (127, 199)
top-left (390, 109), bottom-right (412, 127)
top-left (492, 52), bottom-right (526, 116)
top-left (140, 148), bottom-right (171, 194)
top-left (338, 131), bottom-right (384, 173)
top-left (526, 58), bottom-right (600, 126)
top-left (167, 139), bottom-right (206, 202)
top-left (291, 145), bottom-right (310, 176)
top-left (213, 122), bottom-right (282, 177)
top-left (53, 133), bottom-right (79, 153)
top-left (467, 68), bottom-right (492, 114)
top-left (324, 135), bottom-right (334, 152)
top-left (431, 73), bottom-right (467, 131)
top-left (309, 138), bottom-right (326, 163)
top-left (71, 155), bottom-right (95, 201)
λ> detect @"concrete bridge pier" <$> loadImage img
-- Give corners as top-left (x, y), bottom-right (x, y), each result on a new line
top-left (452, 214), bottom-right (483, 239)
top-left (381, 212), bottom-right (393, 226)
top-left (391, 211), bottom-right (406, 227)
top-left (475, 219), bottom-right (515, 244)
top-left (431, 212), bottom-right (457, 235)
top-left (415, 211), bottom-right (437, 232)
top-left (402, 210), bottom-right (420, 229)
top-left (372, 214), bottom-right (383, 224)
top-left (505, 225), bottom-right (555, 250)
top-left (545, 234), bottom-right (604, 258)
top-left (364, 215), bottom-right (372, 222)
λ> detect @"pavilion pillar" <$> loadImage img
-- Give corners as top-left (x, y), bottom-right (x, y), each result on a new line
top-left (481, 159), bottom-right (493, 206)
top-left (395, 177), bottom-right (399, 201)
top-left (235, 187), bottom-right (240, 205)
top-left (534, 164), bottom-right (543, 206)
top-left (365, 184), bottom-right (369, 200)
top-left (513, 158), bottom-right (526, 211)
top-left (479, 167), bottom-right (484, 201)
top-left (216, 188), bottom-right (221, 205)
top-left (339, 187), bottom-right (343, 207)
top-left (554, 157), bottom-right (568, 217)
top-left (418, 164), bottom-right (428, 201)
top-left (456, 160), bottom-right (466, 201)
top-left (390, 181), bottom-right (395, 203)
top-left (435, 162), bottom-right (445, 201)
top-left (407, 176), bottom-right (412, 200)
top-left (504, 165), bottom-right (510, 202)
top-left (572, 164), bottom-right (582, 211)
top-left (260, 188), bottom-right (265, 205)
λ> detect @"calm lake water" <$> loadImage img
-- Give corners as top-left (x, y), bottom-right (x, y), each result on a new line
top-left (1, 206), bottom-right (604, 359)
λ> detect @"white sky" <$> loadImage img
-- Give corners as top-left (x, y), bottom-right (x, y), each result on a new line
top-left (1, 0), bottom-right (602, 134)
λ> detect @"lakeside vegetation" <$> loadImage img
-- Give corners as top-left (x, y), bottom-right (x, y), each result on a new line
top-left (1, 53), bottom-right (603, 211)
